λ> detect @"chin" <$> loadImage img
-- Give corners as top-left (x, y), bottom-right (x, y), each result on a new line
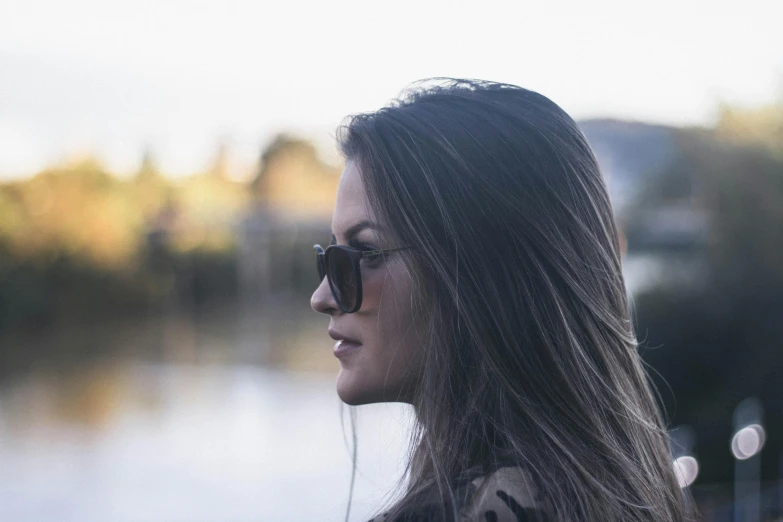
top-left (335, 370), bottom-right (376, 405)
top-left (336, 369), bottom-right (411, 405)
top-left (337, 392), bottom-right (369, 406)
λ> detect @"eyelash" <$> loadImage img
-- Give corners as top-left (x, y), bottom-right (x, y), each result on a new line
top-left (352, 241), bottom-right (384, 265)
top-left (329, 240), bottom-right (383, 264)
top-left (350, 240), bottom-right (370, 250)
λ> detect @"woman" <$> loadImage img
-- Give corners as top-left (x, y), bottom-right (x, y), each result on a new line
top-left (311, 79), bottom-right (690, 522)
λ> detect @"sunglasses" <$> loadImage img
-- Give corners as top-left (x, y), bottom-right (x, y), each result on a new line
top-left (314, 243), bottom-right (411, 313)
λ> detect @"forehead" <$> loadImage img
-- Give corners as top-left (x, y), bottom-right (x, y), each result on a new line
top-left (332, 160), bottom-right (376, 234)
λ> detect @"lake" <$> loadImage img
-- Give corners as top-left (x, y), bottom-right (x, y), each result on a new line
top-left (0, 360), bottom-right (414, 522)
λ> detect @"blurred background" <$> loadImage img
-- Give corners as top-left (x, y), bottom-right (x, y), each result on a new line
top-left (0, 1), bottom-right (782, 520)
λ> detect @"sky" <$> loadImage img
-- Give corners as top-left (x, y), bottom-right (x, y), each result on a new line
top-left (1, 0), bottom-right (781, 179)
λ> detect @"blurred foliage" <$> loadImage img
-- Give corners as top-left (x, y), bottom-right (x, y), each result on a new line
top-left (251, 134), bottom-right (342, 217)
top-left (0, 158), bottom-right (143, 268)
top-left (630, 102), bottom-right (783, 484)
top-left (716, 94), bottom-right (783, 157)
top-left (0, 135), bottom-right (340, 336)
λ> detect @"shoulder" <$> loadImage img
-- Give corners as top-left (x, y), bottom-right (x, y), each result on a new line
top-left (367, 467), bottom-right (555, 522)
top-left (459, 466), bottom-right (553, 522)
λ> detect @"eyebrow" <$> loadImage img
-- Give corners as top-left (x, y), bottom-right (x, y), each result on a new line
top-left (331, 220), bottom-right (382, 244)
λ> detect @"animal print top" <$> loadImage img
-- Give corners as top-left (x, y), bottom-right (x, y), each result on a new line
top-left (367, 466), bottom-right (554, 521)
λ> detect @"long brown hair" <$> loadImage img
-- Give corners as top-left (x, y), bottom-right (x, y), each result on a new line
top-left (338, 79), bottom-right (690, 522)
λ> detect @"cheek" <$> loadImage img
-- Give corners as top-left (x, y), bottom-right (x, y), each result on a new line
top-left (363, 264), bottom-right (414, 332)
top-left (370, 267), bottom-right (422, 364)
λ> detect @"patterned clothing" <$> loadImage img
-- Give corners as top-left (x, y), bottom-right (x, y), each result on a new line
top-left (368, 467), bottom-right (553, 522)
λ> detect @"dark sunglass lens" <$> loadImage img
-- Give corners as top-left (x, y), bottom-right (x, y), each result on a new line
top-left (327, 247), bottom-right (357, 310)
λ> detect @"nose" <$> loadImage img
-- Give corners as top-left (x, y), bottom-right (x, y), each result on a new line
top-left (311, 276), bottom-right (339, 315)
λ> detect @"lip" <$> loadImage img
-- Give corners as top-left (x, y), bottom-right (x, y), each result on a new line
top-left (328, 328), bottom-right (361, 344)
top-left (328, 328), bottom-right (362, 358)
top-left (333, 339), bottom-right (362, 358)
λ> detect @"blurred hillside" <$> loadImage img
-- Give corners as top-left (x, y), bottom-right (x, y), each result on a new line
top-left (580, 119), bottom-right (679, 221)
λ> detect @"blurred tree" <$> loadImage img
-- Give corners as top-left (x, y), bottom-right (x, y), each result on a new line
top-left (209, 140), bottom-right (231, 181)
top-left (133, 147), bottom-right (171, 222)
top-left (629, 123), bottom-right (783, 484)
top-left (135, 147), bottom-right (164, 184)
top-left (0, 157), bottom-right (141, 268)
top-left (250, 133), bottom-right (340, 218)
top-left (716, 92), bottom-right (783, 157)
top-left (174, 141), bottom-right (248, 253)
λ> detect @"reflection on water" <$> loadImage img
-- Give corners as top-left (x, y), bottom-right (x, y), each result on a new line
top-left (0, 302), bottom-right (413, 522)
top-left (0, 362), bottom-right (413, 522)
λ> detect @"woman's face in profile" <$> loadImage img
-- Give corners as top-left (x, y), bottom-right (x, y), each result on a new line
top-left (311, 160), bottom-right (425, 405)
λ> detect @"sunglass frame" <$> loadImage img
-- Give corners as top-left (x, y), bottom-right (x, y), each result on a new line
top-left (314, 244), bottom-right (410, 313)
